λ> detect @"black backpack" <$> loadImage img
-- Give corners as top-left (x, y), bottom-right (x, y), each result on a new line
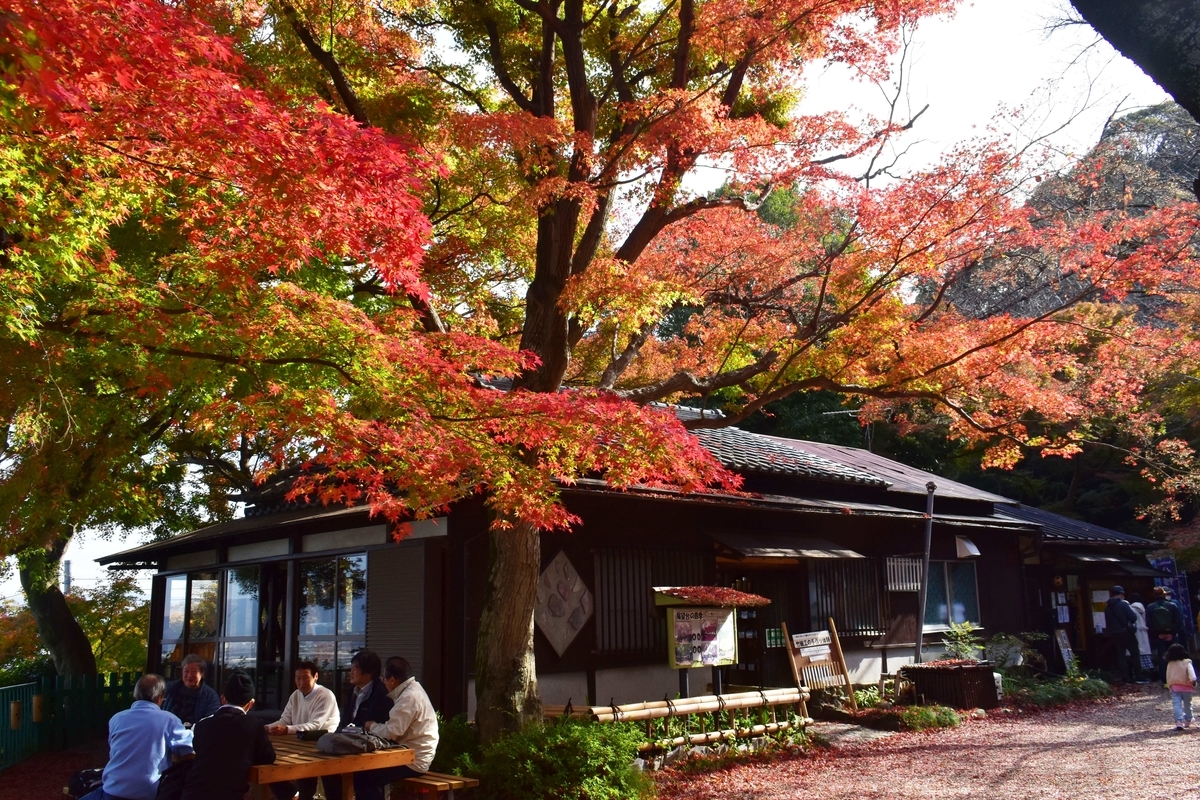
top-left (66, 768), bottom-right (103, 799)
top-left (1150, 601), bottom-right (1174, 633)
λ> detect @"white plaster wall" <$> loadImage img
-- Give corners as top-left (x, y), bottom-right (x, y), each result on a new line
top-left (595, 664), bottom-right (685, 705)
top-left (537, 672), bottom-right (590, 706)
top-left (843, 644), bottom-right (951, 684)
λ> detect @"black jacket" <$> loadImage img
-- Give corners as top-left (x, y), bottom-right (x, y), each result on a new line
top-left (179, 706), bottom-right (275, 800)
top-left (340, 677), bottom-right (393, 729)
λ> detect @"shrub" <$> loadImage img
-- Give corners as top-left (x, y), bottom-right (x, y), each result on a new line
top-left (430, 713), bottom-right (481, 777)
top-left (853, 685), bottom-right (882, 709)
top-left (898, 705), bottom-right (960, 731)
top-left (478, 719), bottom-right (653, 800)
top-left (940, 621), bottom-right (983, 661)
top-left (1004, 676), bottom-right (1112, 708)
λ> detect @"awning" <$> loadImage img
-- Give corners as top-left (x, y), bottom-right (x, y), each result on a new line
top-left (1061, 552), bottom-right (1168, 576)
top-left (710, 531), bottom-right (865, 561)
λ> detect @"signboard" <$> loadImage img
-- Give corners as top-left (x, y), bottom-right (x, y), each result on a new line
top-left (668, 607), bottom-right (737, 669)
top-left (1153, 556), bottom-right (1195, 634)
top-left (1054, 629), bottom-right (1076, 673)
top-left (783, 621), bottom-right (856, 713)
top-left (790, 630), bottom-right (833, 667)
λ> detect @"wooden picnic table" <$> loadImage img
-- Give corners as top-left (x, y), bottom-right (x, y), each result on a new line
top-left (248, 735), bottom-right (415, 800)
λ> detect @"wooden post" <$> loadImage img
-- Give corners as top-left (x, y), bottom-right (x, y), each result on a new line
top-left (780, 622), bottom-right (808, 720)
top-left (827, 617), bottom-right (857, 712)
top-left (10, 699), bottom-right (21, 730)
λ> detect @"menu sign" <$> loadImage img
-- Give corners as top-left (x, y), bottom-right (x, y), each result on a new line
top-left (669, 607), bottom-right (737, 668)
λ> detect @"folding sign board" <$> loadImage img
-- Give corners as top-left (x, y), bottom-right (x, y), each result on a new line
top-left (782, 618), bottom-right (857, 713)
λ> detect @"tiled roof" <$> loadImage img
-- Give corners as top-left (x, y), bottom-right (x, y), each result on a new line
top-left (770, 438), bottom-right (1013, 503)
top-left (690, 426), bottom-right (888, 486)
top-left (996, 504), bottom-right (1158, 547)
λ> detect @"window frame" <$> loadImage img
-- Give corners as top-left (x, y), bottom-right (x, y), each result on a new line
top-left (921, 560), bottom-right (982, 633)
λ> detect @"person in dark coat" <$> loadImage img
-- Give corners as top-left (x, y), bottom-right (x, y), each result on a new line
top-left (179, 671), bottom-right (275, 800)
top-left (324, 650), bottom-right (393, 800)
top-left (161, 653), bottom-right (221, 726)
top-left (1105, 585), bottom-right (1145, 683)
top-left (1147, 585), bottom-right (1187, 681)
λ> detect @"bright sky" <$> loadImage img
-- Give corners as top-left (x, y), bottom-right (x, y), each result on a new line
top-left (0, 0), bottom-right (1173, 608)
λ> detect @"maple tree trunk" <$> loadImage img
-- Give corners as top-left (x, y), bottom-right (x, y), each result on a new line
top-left (17, 528), bottom-right (97, 676)
top-left (474, 519), bottom-right (542, 741)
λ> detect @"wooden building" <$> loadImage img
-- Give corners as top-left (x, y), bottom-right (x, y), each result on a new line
top-left (99, 419), bottom-right (1158, 716)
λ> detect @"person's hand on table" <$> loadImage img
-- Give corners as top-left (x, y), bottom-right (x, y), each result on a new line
top-left (266, 724), bottom-right (289, 735)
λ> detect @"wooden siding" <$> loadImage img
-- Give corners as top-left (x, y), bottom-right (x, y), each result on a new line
top-left (808, 558), bottom-right (884, 636)
top-left (594, 548), bottom-right (706, 654)
top-left (367, 542), bottom-right (426, 681)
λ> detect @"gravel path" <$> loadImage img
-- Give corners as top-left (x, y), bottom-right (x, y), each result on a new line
top-left (656, 687), bottom-right (1200, 800)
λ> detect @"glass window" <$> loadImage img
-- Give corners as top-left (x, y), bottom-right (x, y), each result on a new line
top-left (948, 562), bottom-right (980, 624)
top-left (338, 555), bottom-right (366, 636)
top-left (225, 567), bottom-right (259, 638)
top-left (300, 559), bottom-right (337, 636)
top-left (924, 562), bottom-right (949, 627)
top-left (298, 554), bottom-right (368, 699)
top-left (222, 641), bottom-right (257, 672)
top-left (923, 561), bottom-right (980, 629)
top-left (163, 576), bottom-right (187, 641)
top-left (189, 573), bottom-right (220, 639)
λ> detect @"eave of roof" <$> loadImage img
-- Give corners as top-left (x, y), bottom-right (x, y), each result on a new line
top-left (688, 426), bottom-right (888, 486)
top-left (996, 504), bottom-right (1158, 547)
top-left (97, 504), bottom-right (377, 565)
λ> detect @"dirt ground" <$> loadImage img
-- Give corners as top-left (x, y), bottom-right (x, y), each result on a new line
top-left (656, 687), bottom-right (1200, 800)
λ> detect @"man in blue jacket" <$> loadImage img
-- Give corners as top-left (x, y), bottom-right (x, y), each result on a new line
top-left (162, 654), bottom-right (221, 725)
top-left (81, 674), bottom-right (193, 800)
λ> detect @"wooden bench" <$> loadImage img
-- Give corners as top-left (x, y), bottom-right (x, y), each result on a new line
top-left (393, 771), bottom-right (479, 798)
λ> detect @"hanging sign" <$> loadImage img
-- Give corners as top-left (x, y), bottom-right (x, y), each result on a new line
top-left (668, 607), bottom-right (737, 669)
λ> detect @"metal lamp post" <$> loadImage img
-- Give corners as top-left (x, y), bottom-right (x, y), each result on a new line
top-left (914, 482), bottom-right (936, 664)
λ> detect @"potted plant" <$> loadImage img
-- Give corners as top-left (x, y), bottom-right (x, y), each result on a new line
top-left (900, 622), bottom-right (998, 709)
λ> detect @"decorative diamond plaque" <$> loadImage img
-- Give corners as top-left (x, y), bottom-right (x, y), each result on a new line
top-left (534, 551), bottom-right (593, 657)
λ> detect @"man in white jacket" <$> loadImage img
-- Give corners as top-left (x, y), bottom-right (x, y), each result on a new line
top-left (355, 656), bottom-right (440, 800)
top-left (266, 660), bottom-right (340, 800)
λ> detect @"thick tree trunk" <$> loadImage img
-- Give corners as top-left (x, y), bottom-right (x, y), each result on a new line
top-left (1070, 0), bottom-right (1200, 195)
top-left (17, 529), bottom-right (97, 676)
top-left (474, 519), bottom-right (543, 741)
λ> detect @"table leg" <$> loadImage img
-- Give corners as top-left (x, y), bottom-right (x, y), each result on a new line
top-left (343, 772), bottom-right (356, 799)
top-left (252, 784), bottom-right (268, 800)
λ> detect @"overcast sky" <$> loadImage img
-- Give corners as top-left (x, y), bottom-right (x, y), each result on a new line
top-left (0, 0), bottom-right (1174, 607)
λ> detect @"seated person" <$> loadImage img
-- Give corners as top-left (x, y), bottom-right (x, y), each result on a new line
top-left (161, 653), bottom-right (221, 726)
top-left (353, 656), bottom-right (440, 800)
top-left (323, 649), bottom-right (393, 800)
top-left (179, 670), bottom-right (276, 800)
top-left (267, 660), bottom-right (340, 800)
top-left (81, 674), bottom-right (193, 800)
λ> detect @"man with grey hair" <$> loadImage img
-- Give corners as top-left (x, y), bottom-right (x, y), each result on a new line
top-left (80, 674), bottom-right (193, 800)
top-left (162, 654), bottom-right (221, 725)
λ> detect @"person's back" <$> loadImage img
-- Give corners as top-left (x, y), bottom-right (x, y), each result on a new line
top-left (1106, 595), bottom-right (1136, 633)
top-left (180, 672), bottom-right (275, 800)
top-left (81, 675), bottom-right (192, 800)
top-left (1149, 598), bottom-right (1176, 634)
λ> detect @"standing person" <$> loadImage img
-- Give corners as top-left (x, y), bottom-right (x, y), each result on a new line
top-left (323, 650), bottom-right (393, 800)
top-left (353, 657), bottom-right (441, 800)
top-left (1148, 586), bottom-right (1185, 681)
top-left (79, 675), bottom-right (193, 800)
top-left (162, 653), bottom-right (221, 726)
top-left (179, 671), bottom-right (276, 800)
top-left (266, 661), bottom-right (340, 800)
top-left (1104, 586), bottom-right (1144, 683)
top-left (1129, 593), bottom-right (1154, 676)
top-left (1164, 643), bottom-right (1196, 730)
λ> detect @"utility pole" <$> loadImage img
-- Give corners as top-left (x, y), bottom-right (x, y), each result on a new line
top-left (914, 483), bottom-right (936, 664)
top-left (62, 560), bottom-right (72, 594)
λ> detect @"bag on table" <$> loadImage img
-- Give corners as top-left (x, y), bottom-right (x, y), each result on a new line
top-left (317, 729), bottom-right (400, 754)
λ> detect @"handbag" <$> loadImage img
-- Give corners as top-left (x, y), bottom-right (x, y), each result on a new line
top-left (66, 768), bottom-right (103, 799)
top-left (316, 729), bottom-right (400, 754)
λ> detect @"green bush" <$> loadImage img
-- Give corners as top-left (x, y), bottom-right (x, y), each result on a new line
top-left (898, 705), bottom-right (960, 731)
top-left (430, 713), bottom-right (481, 777)
top-left (853, 685), bottom-right (882, 709)
top-left (478, 719), bottom-right (653, 800)
top-left (1004, 676), bottom-right (1112, 708)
